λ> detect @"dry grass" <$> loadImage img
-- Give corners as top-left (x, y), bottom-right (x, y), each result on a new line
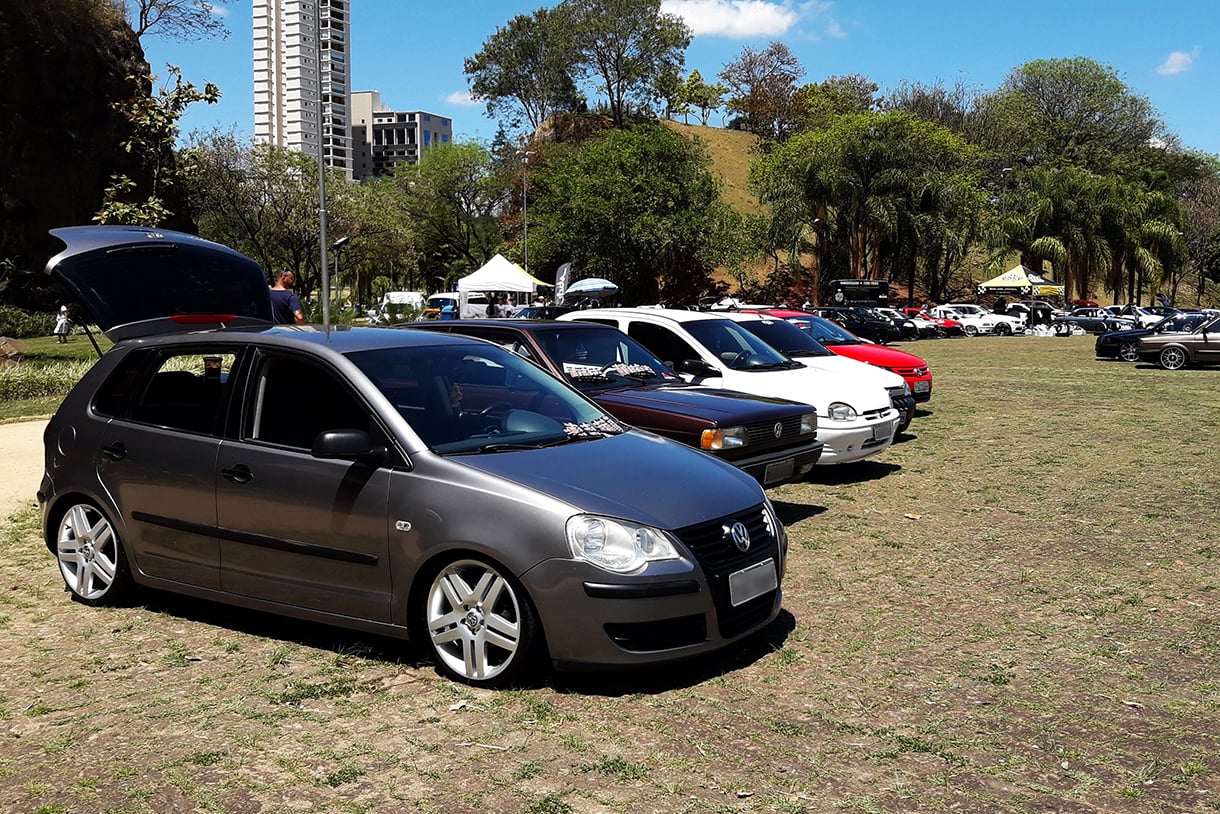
top-left (2, 335), bottom-right (1218, 813)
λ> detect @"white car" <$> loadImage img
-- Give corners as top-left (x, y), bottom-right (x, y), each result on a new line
top-left (558, 308), bottom-right (901, 465)
top-left (930, 304), bottom-right (1024, 336)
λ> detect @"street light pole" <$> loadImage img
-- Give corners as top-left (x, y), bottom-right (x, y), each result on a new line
top-left (314, 0), bottom-right (330, 331)
top-left (521, 150), bottom-right (534, 273)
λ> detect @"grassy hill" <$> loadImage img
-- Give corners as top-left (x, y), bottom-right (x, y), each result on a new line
top-left (663, 120), bottom-right (764, 216)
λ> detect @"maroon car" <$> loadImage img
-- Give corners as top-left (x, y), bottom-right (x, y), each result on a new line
top-left (405, 320), bottom-right (824, 486)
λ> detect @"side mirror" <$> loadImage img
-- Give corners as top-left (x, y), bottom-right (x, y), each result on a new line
top-left (312, 429), bottom-right (387, 463)
top-left (676, 358), bottom-right (721, 378)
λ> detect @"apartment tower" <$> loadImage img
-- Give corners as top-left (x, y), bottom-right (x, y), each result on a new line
top-left (253, 0), bottom-right (352, 173)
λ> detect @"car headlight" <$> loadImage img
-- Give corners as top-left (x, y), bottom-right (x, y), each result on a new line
top-left (826, 401), bottom-right (858, 421)
top-left (799, 411), bottom-right (817, 435)
top-left (566, 515), bottom-right (682, 573)
top-left (701, 425), bottom-right (747, 450)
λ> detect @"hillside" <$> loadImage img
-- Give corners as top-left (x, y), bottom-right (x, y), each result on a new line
top-left (663, 120), bottom-right (764, 216)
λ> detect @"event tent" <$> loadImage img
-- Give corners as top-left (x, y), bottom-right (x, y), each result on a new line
top-left (457, 254), bottom-right (549, 293)
top-left (977, 265), bottom-right (1065, 298)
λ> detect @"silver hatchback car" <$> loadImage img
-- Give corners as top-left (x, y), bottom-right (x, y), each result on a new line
top-left (38, 226), bottom-right (787, 686)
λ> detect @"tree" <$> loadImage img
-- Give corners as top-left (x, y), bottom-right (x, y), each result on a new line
top-left (719, 42), bottom-right (804, 142)
top-left (464, 8), bottom-right (582, 132)
top-left (562, 0), bottom-right (691, 128)
top-left (121, 0), bottom-right (233, 42)
top-left (392, 142), bottom-right (512, 289)
top-left (95, 65), bottom-right (219, 226)
top-left (529, 124), bottom-right (731, 304)
top-left (682, 69), bottom-right (727, 127)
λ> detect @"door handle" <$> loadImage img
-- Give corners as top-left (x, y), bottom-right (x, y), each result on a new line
top-left (221, 464), bottom-right (253, 484)
top-left (101, 442), bottom-right (127, 461)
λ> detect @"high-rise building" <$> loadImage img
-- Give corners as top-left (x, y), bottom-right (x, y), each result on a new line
top-left (350, 91), bottom-right (453, 180)
top-left (253, 0), bottom-right (352, 173)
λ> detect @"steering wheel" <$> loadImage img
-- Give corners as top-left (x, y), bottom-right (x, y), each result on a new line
top-left (479, 401), bottom-right (515, 416)
top-left (728, 351), bottom-right (753, 367)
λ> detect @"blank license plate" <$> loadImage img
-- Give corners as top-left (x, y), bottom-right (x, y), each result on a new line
top-left (914, 380), bottom-right (930, 393)
top-left (763, 458), bottom-right (795, 484)
top-left (729, 559), bottom-right (777, 607)
top-left (871, 422), bottom-right (892, 441)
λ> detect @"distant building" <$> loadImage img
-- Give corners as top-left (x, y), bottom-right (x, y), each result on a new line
top-left (253, 0), bottom-right (352, 174)
top-left (350, 91), bottom-right (453, 181)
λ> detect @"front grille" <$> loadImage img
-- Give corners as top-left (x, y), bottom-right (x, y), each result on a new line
top-left (744, 415), bottom-right (806, 446)
top-left (861, 408), bottom-right (891, 422)
top-left (675, 505), bottom-right (779, 639)
top-left (889, 366), bottom-right (927, 378)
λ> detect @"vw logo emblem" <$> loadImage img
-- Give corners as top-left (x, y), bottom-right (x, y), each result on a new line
top-left (773, 422), bottom-right (783, 438)
top-left (728, 521), bottom-right (751, 552)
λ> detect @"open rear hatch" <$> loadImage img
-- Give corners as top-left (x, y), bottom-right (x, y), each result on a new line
top-left (45, 226), bottom-right (274, 342)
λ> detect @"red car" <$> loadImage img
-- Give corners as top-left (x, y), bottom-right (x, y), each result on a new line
top-left (749, 309), bottom-right (933, 402)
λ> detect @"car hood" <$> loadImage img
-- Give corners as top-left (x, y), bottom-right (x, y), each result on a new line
top-left (453, 431), bottom-right (762, 528)
top-left (1099, 327), bottom-right (1150, 342)
top-left (595, 385), bottom-right (811, 422)
top-left (44, 225), bottom-right (274, 341)
top-left (792, 354), bottom-right (905, 387)
top-left (823, 343), bottom-right (927, 370)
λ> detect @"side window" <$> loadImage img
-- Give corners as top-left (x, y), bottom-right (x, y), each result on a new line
top-left (628, 323), bottom-right (698, 366)
top-left (247, 355), bottom-right (371, 450)
top-left (124, 351), bottom-right (236, 434)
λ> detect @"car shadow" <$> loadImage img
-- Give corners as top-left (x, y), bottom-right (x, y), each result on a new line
top-left (768, 499), bottom-right (827, 526)
top-left (133, 587), bottom-right (796, 694)
top-left (805, 460), bottom-right (900, 485)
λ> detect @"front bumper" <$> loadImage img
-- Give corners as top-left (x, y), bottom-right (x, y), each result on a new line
top-left (729, 439), bottom-right (823, 487)
top-left (816, 411), bottom-right (900, 464)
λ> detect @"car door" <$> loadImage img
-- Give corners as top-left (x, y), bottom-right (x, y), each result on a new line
top-left (1194, 320), bottom-right (1220, 364)
top-left (90, 347), bottom-right (233, 589)
top-left (215, 351), bottom-right (394, 622)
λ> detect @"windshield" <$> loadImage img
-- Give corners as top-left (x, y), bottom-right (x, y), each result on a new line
top-left (532, 326), bottom-right (680, 391)
top-left (736, 318), bottom-right (834, 357)
top-left (788, 315), bottom-right (861, 346)
top-left (685, 319), bottom-right (792, 370)
top-left (347, 343), bottom-right (622, 454)
top-left (950, 304), bottom-right (985, 316)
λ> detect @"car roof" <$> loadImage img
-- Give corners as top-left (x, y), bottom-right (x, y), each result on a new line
top-left (565, 307), bottom-right (737, 324)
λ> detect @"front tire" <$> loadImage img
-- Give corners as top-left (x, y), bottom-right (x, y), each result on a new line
top-left (1158, 345), bottom-right (1188, 371)
top-left (422, 557), bottom-right (542, 687)
top-left (1118, 341), bottom-right (1140, 362)
top-left (992, 322), bottom-right (1012, 337)
top-left (55, 502), bottom-right (135, 606)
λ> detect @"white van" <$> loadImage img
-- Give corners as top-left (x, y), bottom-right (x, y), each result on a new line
top-left (425, 291), bottom-right (489, 320)
top-left (559, 308), bottom-right (900, 465)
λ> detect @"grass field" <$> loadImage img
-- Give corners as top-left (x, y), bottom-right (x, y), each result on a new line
top-left (1, 334), bottom-right (1218, 813)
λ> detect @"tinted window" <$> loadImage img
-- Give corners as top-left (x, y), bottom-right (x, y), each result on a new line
top-left (100, 350), bottom-right (236, 434)
top-left (628, 322), bottom-right (699, 365)
top-left (683, 320), bottom-right (789, 369)
top-left (737, 319), bottom-right (833, 357)
top-left (246, 355), bottom-right (371, 450)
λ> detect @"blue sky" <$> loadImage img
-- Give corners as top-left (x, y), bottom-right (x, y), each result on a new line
top-left (145, 0), bottom-right (1220, 155)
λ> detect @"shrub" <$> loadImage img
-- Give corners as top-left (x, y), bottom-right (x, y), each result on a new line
top-left (0, 361), bottom-right (92, 400)
top-left (0, 305), bottom-right (56, 339)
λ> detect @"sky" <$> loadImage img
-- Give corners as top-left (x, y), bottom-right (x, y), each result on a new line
top-left (144, 0), bottom-right (1220, 156)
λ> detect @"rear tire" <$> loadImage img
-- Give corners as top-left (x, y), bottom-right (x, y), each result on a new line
top-left (963, 325), bottom-right (979, 337)
top-left (55, 502), bottom-right (135, 606)
top-left (992, 322), bottom-right (1012, 337)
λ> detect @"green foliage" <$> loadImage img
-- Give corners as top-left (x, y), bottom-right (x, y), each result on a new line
top-left (0, 306), bottom-right (55, 339)
top-left (464, 7), bottom-right (583, 131)
top-left (95, 66), bottom-right (220, 226)
top-left (530, 124), bottom-right (727, 304)
top-left (0, 361), bottom-right (93, 401)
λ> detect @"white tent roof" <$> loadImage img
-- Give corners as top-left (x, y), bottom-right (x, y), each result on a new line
top-left (457, 254), bottom-right (549, 293)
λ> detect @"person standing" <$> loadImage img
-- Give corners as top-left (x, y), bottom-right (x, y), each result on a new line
top-left (53, 305), bottom-right (70, 343)
top-left (270, 270), bottom-right (305, 324)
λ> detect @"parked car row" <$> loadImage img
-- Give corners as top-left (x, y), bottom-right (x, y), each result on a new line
top-left (1096, 310), bottom-right (1220, 369)
top-left (37, 227), bottom-right (938, 690)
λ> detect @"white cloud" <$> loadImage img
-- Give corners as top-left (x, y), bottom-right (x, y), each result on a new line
top-left (445, 91), bottom-right (481, 106)
top-left (824, 21), bottom-right (845, 39)
top-left (1157, 47), bottom-right (1199, 76)
top-left (661, 0), bottom-right (801, 38)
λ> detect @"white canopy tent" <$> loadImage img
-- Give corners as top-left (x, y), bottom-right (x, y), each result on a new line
top-left (457, 254), bottom-right (549, 293)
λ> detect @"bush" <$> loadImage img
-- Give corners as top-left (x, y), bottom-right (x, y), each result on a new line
top-left (0, 305), bottom-right (56, 338)
top-left (0, 361), bottom-right (92, 400)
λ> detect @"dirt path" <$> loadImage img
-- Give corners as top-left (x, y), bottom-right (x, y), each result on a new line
top-left (0, 420), bottom-right (48, 518)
